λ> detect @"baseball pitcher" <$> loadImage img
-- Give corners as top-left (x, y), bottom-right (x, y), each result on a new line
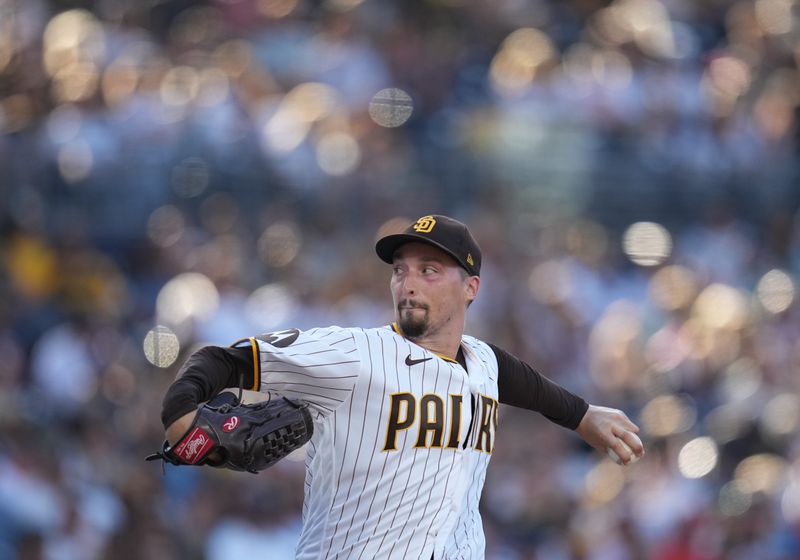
top-left (151, 215), bottom-right (644, 559)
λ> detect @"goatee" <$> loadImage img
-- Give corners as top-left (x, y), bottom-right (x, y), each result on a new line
top-left (398, 300), bottom-right (429, 338)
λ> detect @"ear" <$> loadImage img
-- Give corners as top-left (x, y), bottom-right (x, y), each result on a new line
top-left (464, 275), bottom-right (480, 303)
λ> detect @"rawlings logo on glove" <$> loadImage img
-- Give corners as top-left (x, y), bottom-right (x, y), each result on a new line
top-left (174, 428), bottom-right (214, 463)
top-left (146, 392), bottom-right (313, 473)
top-left (223, 417), bottom-right (240, 432)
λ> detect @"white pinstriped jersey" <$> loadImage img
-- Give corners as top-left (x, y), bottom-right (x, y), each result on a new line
top-left (247, 325), bottom-right (500, 559)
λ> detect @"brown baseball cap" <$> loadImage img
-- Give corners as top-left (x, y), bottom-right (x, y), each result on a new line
top-left (375, 215), bottom-right (481, 277)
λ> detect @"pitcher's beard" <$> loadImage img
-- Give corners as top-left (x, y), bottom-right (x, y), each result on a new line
top-left (398, 305), bottom-right (429, 339)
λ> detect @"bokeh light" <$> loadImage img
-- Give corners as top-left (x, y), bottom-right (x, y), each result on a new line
top-left (644, 325), bottom-right (690, 372)
top-left (43, 10), bottom-right (106, 78)
top-left (262, 104), bottom-right (312, 153)
top-left (368, 88), bottom-right (414, 128)
top-left (287, 83), bottom-right (339, 123)
top-left (143, 325), bottom-right (181, 368)
top-left (588, 301), bottom-right (643, 390)
top-left (147, 205), bottom-right (185, 248)
top-left (734, 454), bottom-right (788, 496)
top-left (703, 54), bottom-right (753, 116)
top-left (692, 283), bottom-right (749, 330)
top-left (584, 459), bottom-right (625, 504)
top-left (755, 0), bottom-right (795, 35)
top-left (608, 0), bottom-right (679, 58)
top-left (246, 283), bottom-right (296, 331)
top-left (257, 222), bottom-right (302, 268)
top-left (196, 67), bottom-right (230, 107)
top-left (756, 269), bottom-right (794, 313)
top-left (718, 358), bottom-right (762, 402)
top-left (160, 66), bottom-right (200, 106)
top-left (705, 403), bottom-right (750, 444)
top-left (156, 272), bottom-right (220, 325)
top-left (760, 393), bottom-right (800, 437)
top-left (678, 437), bottom-right (718, 479)
top-left (648, 265), bottom-right (698, 311)
top-left (326, 0), bottom-right (367, 11)
top-left (172, 157), bottom-right (210, 198)
top-left (640, 394), bottom-right (696, 437)
top-left (490, 28), bottom-right (556, 95)
top-left (102, 57), bottom-right (140, 108)
top-left (46, 104), bottom-right (82, 144)
top-left (57, 139), bottom-right (93, 183)
top-left (213, 40), bottom-right (255, 78)
top-left (622, 222), bottom-right (672, 266)
top-left (257, 0), bottom-right (299, 18)
top-left (52, 61), bottom-right (100, 103)
top-left (0, 30), bottom-right (12, 74)
top-left (529, 260), bottom-right (572, 305)
top-left (782, 480), bottom-right (800, 523)
top-left (719, 480), bottom-right (753, 517)
top-left (562, 43), bottom-right (633, 91)
top-left (316, 132), bottom-right (361, 176)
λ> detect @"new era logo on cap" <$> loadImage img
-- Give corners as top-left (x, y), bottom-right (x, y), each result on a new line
top-left (375, 214), bottom-right (482, 277)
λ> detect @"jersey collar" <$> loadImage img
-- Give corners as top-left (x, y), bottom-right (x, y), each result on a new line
top-left (390, 322), bottom-right (461, 364)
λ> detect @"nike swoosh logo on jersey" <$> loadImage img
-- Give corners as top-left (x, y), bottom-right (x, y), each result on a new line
top-left (405, 355), bottom-right (432, 366)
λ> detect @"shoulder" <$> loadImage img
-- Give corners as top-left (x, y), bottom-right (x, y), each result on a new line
top-left (461, 334), bottom-right (498, 365)
top-left (461, 334), bottom-right (490, 353)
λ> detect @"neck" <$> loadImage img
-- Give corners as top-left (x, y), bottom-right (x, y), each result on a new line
top-left (392, 319), bottom-right (464, 360)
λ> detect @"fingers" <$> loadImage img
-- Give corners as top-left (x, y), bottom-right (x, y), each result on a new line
top-left (608, 437), bottom-right (645, 465)
top-left (607, 431), bottom-right (644, 465)
top-left (578, 405), bottom-right (646, 463)
top-left (620, 431), bottom-right (644, 456)
top-left (606, 410), bottom-right (644, 464)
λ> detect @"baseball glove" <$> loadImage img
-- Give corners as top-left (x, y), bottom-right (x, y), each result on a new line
top-left (146, 392), bottom-right (313, 474)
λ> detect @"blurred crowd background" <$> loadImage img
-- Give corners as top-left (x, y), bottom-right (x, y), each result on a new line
top-left (2, 0), bottom-right (800, 558)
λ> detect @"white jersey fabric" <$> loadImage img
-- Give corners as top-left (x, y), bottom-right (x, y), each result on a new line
top-left (247, 325), bottom-right (500, 559)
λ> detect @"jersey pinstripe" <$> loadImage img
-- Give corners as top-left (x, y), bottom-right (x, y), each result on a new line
top-left (249, 325), bottom-right (500, 560)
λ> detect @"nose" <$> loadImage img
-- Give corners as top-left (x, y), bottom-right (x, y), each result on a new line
top-left (399, 271), bottom-right (417, 296)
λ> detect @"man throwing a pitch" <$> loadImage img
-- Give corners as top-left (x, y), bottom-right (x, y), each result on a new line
top-left (158, 214), bottom-right (644, 559)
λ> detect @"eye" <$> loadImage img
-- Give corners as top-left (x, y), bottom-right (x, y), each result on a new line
top-left (422, 266), bottom-right (437, 274)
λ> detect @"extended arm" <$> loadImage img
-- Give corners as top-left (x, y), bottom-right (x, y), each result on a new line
top-left (490, 344), bottom-right (644, 464)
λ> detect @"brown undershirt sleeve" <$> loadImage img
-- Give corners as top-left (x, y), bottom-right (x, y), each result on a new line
top-left (490, 343), bottom-right (589, 430)
top-left (160, 345), bottom-right (255, 429)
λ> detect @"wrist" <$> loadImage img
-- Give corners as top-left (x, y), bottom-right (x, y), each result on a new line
top-left (166, 410), bottom-right (198, 445)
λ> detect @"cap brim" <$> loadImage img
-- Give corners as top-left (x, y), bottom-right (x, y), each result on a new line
top-left (375, 233), bottom-right (464, 269)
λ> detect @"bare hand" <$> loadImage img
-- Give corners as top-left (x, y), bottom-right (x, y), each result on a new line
top-left (576, 405), bottom-right (645, 465)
